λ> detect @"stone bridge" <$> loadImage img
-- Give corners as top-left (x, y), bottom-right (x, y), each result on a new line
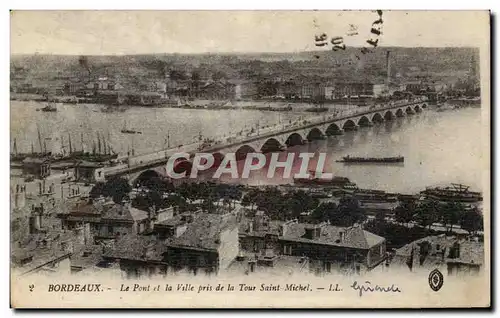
top-left (100, 101), bottom-right (427, 185)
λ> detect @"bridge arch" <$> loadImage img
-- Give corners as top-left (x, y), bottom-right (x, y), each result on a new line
top-left (414, 105), bottom-right (422, 113)
top-left (133, 169), bottom-right (163, 187)
top-left (371, 113), bottom-right (384, 123)
top-left (173, 158), bottom-right (192, 175)
top-left (235, 145), bottom-right (257, 161)
top-left (325, 123), bottom-right (342, 136)
top-left (212, 152), bottom-right (225, 168)
top-left (384, 110), bottom-right (395, 120)
top-left (260, 138), bottom-right (283, 153)
top-left (357, 115), bottom-right (371, 127)
top-left (395, 108), bottom-right (405, 117)
top-left (422, 103), bottom-right (427, 109)
top-left (406, 106), bottom-right (415, 114)
top-left (307, 128), bottom-right (325, 141)
top-left (343, 119), bottom-right (357, 131)
top-left (285, 133), bottom-right (306, 147)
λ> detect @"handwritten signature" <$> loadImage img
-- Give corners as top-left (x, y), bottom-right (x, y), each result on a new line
top-left (350, 281), bottom-right (402, 297)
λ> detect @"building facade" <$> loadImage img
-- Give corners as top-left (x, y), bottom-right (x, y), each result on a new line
top-left (239, 215), bottom-right (386, 275)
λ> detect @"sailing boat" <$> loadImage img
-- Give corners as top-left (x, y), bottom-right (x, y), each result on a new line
top-left (10, 138), bottom-right (26, 161)
top-left (69, 131), bottom-right (118, 162)
top-left (121, 120), bottom-right (142, 134)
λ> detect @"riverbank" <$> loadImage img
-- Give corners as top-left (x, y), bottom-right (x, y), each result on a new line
top-left (9, 92), bottom-right (364, 113)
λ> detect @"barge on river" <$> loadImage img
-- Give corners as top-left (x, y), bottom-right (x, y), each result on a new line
top-left (336, 155), bottom-right (404, 163)
top-left (293, 174), bottom-right (357, 188)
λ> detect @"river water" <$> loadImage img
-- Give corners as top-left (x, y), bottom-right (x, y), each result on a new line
top-left (10, 101), bottom-right (484, 194)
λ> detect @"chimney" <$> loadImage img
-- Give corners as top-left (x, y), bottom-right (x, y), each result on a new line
top-left (248, 221), bottom-right (254, 233)
top-left (29, 215), bottom-right (41, 234)
top-left (339, 231), bottom-right (344, 243)
top-left (142, 243), bottom-right (156, 260)
top-left (121, 199), bottom-right (131, 211)
top-left (175, 224), bottom-right (188, 238)
top-left (148, 205), bottom-right (156, 232)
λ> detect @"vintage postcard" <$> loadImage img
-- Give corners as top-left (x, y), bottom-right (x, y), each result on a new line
top-left (10, 10), bottom-right (490, 308)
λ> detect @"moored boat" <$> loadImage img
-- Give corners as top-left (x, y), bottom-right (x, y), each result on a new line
top-left (420, 183), bottom-right (482, 202)
top-left (293, 173), bottom-right (354, 188)
top-left (337, 155), bottom-right (404, 163)
top-left (121, 121), bottom-right (142, 134)
top-left (353, 189), bottom-right (399, 202)
top-left (37, 102), bottom-right (57, 112)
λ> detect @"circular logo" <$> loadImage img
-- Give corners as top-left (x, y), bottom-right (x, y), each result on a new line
top-left (428, 269), bottom-right (444, 292)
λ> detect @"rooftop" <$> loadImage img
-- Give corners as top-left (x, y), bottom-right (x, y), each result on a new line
top-left (22, 157), bottom-right (51, 164)
top-left (101, 203), bottom-right (149, 222)
top-left (103, 235), bottom-right (167, 263)
top-left (75, 160), bottom-right (105, 168)
top-left (244, 220), bottom-right (385, 250)
top-left (226, 254), bottom-right (310, 276)
top-left (70, 244), bottom-right (104, 270)
top-left (11, 230), bottom-right (74, 275)
top-left (168, 213), bottom-right (238, 252)
top-left (395, 235), bottom-right (484, 266)
top-left (155, 214), bottom-right (186, 228)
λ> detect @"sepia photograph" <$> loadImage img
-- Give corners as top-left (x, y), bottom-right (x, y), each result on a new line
top-left (9, 10), bottom-right (491, 308)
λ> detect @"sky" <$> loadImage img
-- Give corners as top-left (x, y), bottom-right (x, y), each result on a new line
top-left (10, 10), bottom-right (490, 55)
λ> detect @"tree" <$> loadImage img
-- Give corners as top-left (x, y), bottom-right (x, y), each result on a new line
top-left (441, 201), bottom-right (465, 232)
top-left (216, 183), bottom-right (242, 209)
top-left (284, 190), bottom-right (319, 220)
top-left (394, 200), bottom-right (417, 226)
top-left (164, 194), bottom-right (188, 211)
top-left (416, 200), bottom-right (439, 230)
top-left (89, 182), bottom-right (106, 198)
top-left (328, 196), bottom-right (366, 227)
top-left (132, 190), bottom-right (165, 211)
top-left (241, 188), bottom-right (260, 211)
top-left (90, 177), bottom-right (131, 203)
top-left (375, 209), bottom-right (386, 223)
top-left (177, 182), bottom-right (201, 203)
top-left (141, 177), bottom-right (174, 194)
top-left (311, 197), bottom-right (366, 226)
top-left (311, 202), bottom-right (337, 223)
top-left (460, 208), bottom-right (483, 234)
top-left (103, 177), bottom-right (132, 203)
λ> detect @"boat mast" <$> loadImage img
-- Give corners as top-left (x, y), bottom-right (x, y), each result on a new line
top-left (107, 130), bottom-right (111, 155)
top-left (13, 138), bottom-right (18, 155)
top-left (131, 135), bottom-right (135, 156)
top-left (37, 125), bottom-right (43, 154)
top-left (102, 132), bottom-right (107, 155)
top-left (97, 132), bottom-right (102, 154)
top-left (80, 132), bottom-right (85, 153)
top-left (68, 133), bottom-right (73, 154)
top-left (61, 135), bottom-right (66, 156)
top-left (31, 142), bottom-right (34, 155)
